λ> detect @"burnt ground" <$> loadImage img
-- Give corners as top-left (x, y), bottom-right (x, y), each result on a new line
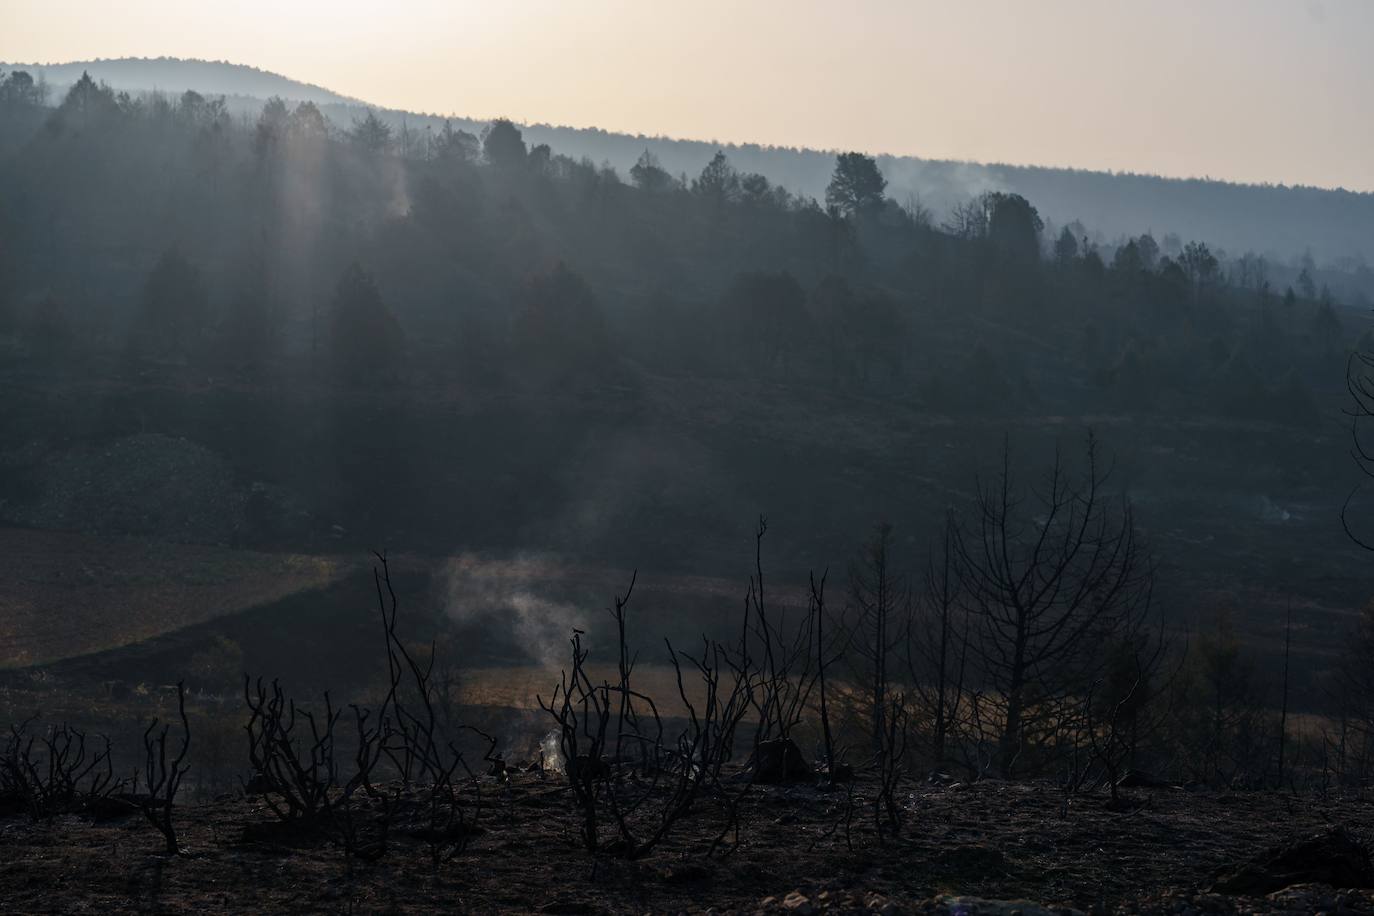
top-left (3, 773), bottom-right (1374, 914)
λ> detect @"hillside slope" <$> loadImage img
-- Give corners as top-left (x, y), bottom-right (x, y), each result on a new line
top-left (4, 56), bottom-right (356, 107)
top-left (5, 56), bottom-right (1373, 266)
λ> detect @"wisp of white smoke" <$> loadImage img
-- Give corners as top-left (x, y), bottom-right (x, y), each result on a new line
top-left (441, 552), bottom-right (589, 669)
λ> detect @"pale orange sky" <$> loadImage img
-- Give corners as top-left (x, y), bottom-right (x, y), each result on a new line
top-left (3, 0), bottom-right (1372, 190)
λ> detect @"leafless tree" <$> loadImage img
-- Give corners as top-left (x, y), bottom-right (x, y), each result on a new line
top-left (944, 197), bottom-right (988, 241)
top-left (539, 572), bottom-right (753, 859)
top-left (847, 522), bottom-right (908, 756)
top-left (745, 517), bottom-right (820, 750)
top-left (372, 554), bottom-right (491, 865)
top-left (907, 513), bottom-right (969, 770)
top-left (1342, 349), bottom-right (1374, 549)
top-left (139, 682), bottom-right (191, 854)
top-left (1081, 628), bottom-right (1171, 807)
top-left (954, 433), bottom-right (1154, 778)
top-left (243, 678), bottom-right (347, 823)
top-left (873, 691), bottom-right (909, 844)
top-left (1338, 350), bottom-right (1374, 787)
top-left (242, 553), bottom-right (487, 864)
top-left (811, 570), bottom-right (840, 783)
top-left (1277, 600), bottom-right (1293, 788)
top-left (1, 719), bottom-right (120, 822)
top-left (1328, 601), bottom-right (1374, 790)
top-left (540, 626), bottom-right (609, 852)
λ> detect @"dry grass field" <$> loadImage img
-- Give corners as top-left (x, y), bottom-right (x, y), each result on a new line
top-left (0, 528), bottom-right (352, 670)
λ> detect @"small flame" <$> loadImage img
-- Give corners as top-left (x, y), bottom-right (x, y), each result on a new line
top-left (540, 729), bottom-right (566, 775)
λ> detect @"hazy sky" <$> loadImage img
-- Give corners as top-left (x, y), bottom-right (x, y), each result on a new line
top-left (4, 0), bottom-right (1373, 190)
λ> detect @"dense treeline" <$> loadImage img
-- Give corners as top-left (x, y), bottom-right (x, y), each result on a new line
top-left (0, 70), bottom-right (1354, 431)
top-left (15, 57), bottom-right (1374, 274)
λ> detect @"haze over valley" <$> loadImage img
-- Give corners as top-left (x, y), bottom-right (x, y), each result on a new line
top-left (3, 6), bottom-right (1374, 912)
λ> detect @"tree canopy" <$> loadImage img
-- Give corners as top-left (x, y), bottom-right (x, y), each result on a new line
top-left (825, 152), bottom-right (887, 218)
top-left (481, 118), bottom-right (527, 169)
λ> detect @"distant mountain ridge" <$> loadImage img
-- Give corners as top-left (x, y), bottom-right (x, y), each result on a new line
top-left (5, 56), bottom-right (1373, 268)
top-left (2, 56), bottom-right (358, 107)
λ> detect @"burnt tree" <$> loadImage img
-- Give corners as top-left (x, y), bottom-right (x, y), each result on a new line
top-left (955, 434), bottom-right (1153, 778)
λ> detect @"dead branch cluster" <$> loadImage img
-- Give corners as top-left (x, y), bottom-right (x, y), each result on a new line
top-left (11, 431), bottom-right (1349, 871)
top-left (1, 686), bottom-right (191, 854)
top-left (241, 553), bottom-right (494, 866)
top-left (0, 718), bottom-right (119, 821)
top-left (538, 569), bottom-right (753, 859)
top-left (528, 435), bottom-right (1173, 859)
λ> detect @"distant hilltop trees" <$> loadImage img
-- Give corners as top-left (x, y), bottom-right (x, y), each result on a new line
top-left (0, 68), bottom-right (1357, 438)
top-left (3, 57), bottom-right (1372, 264)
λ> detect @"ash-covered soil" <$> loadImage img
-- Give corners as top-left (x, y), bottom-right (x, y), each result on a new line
top-left (3, 774), bottom-right (1373, 914)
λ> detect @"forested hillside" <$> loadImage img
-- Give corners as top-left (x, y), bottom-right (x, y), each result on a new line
top-left (0, 69), bottom-right (1359, 385)
top-left (10, 57), bottom-right (356, 107)
top-left (10, 57), bottom-right (1374, 273)
top-left (0, 69), bottom-right (1367, 648)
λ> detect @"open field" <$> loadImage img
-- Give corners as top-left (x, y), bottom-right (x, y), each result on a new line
top-left (0, 528), bottom-right (351, 670)
top-left (0, 519), bottom-right (1360, 706)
